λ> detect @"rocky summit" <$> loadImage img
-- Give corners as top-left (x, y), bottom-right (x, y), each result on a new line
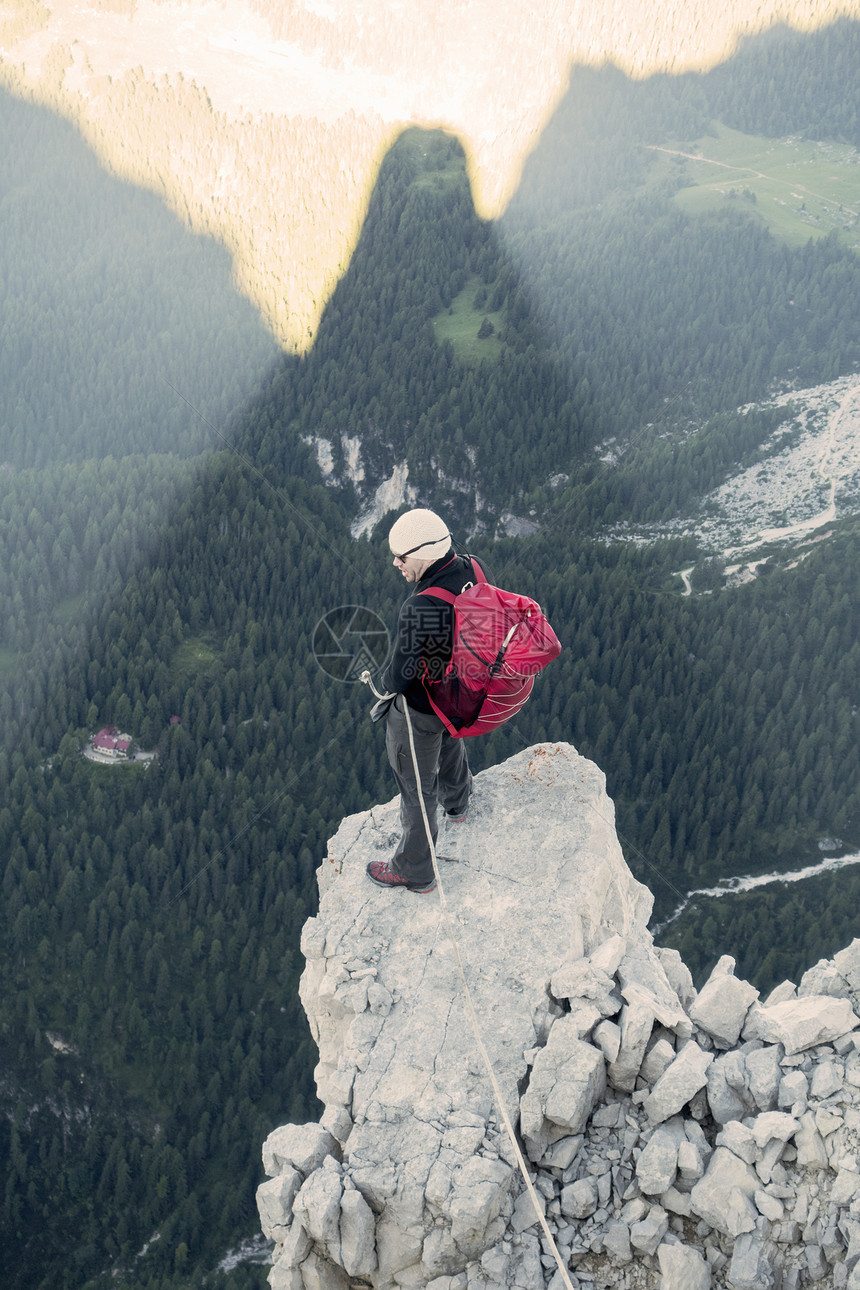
top-left (257, 743), bottom-right (860, 1290)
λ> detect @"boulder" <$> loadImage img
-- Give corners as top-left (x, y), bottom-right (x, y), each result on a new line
top-left (636, 1126), bottom-right (680, 1195)
top-left (799, 959), bottom-right (850, 999)
top-left (744, 1046), bottom-right (784, 1112)
top-left (339, 1187), bottom-right (377, 1278)
top-left (257, 1169), bottom-right (303, 1239)
top-left (292, 1162), bottom-right (343, 1261)
top-left (520, 1019), bottom-right (606, 1160)
top-left (657, 1241), bottom-right (711, 1290)
top-left (810, 1059), bottom-right (843, 1100)
top-left (643, 1040), bottom-right (713, 1125)
top-left (689, 956), bottom-right (759, 1047)
top-left (654, 946), bottom-right (697, 1012)
top-left (263, 1124), bottom-right (339, 1178)
top-left (742, 996), bottom-right (858, 1054)
top-left (640, 1036), bottom-right (676, 1087)
top-left (728, 1231), bottom-right (774, 1289)
top-left (603, 1219), bottom-right (633, 1262)
top-left (592, 1018), bottom-right (622, 1064)
top-left (617, 944), bottom-right (691, 1035)
top-left (834, 940), bottom-right (860, 994)
top-left (607, 999), bottom-right (655, 1092)
top-left (689, 1147), bottom-right (759, 1237)
top-left (630, 1205), bottom-right (668, 1255)
top-left (707, 1051), bottom-right (752, 1124)
top-left (560, 1177), bottom-right (598, 1220)
top-left (794, 1110), bottom-right (829, 1168)
top-left (715, 1121), bottom-right (757, 1165)
top-left (550, 958), bottom-right (620, 1016)
top-left (778, 1070), bottom-right (809, 1110)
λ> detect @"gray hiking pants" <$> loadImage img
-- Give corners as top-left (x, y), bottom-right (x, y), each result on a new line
top-left (385, 695), bottom-right (472, 887)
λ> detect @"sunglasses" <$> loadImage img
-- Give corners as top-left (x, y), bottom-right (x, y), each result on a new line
top-left (393, 535), bottom-right (449, 562)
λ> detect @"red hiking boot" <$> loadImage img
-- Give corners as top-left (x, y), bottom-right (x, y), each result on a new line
top-left (366, 859), bottom-right (436, 894)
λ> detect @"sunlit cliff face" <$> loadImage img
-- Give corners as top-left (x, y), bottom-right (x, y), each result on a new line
top-left (1, 0), bottom-right (857, 350)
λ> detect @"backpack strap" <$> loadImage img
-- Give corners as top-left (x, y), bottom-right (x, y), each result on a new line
top-left (417, 555), bottom-right (486, 604)
top-left (467, 555), bottom-right (488, 585)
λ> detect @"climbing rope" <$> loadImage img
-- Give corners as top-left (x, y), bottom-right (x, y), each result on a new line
top-left (360, 672), bottom-right (576, 1290)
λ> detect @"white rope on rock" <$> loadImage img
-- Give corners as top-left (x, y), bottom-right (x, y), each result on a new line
top-left (401, 698), bottom-right (576, 1290)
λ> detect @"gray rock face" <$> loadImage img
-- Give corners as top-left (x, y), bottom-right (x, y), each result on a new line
top-left (258, 741), bottom-right (860, 1290)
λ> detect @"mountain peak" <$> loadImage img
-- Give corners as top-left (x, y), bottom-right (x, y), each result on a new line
top-left (259, 741), bottom-right (860, 1288)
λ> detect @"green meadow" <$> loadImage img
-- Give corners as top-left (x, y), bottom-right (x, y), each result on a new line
top-left (431, 274), bottom-right (505, 362)
top-left (657, 124), bottom-right (860, 250)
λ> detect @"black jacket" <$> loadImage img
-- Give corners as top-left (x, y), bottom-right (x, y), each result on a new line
top-left (381, 549), bottom-right (491, 713)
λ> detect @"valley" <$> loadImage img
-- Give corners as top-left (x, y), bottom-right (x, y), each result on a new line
top-left (2, 12), bottom-right (860, 1290)
top-left (655, 124), bottom-right (860, 249)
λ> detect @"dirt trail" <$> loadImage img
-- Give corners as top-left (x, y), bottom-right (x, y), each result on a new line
top-left (646, 144), bottom-right (860, 218)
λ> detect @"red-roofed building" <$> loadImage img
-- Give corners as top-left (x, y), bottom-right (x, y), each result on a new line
top-left (92, 727), bottom-right (132, 758)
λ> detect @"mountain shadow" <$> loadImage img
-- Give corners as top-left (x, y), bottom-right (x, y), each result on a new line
top-left (3, 17), bottom-right (860, 1290)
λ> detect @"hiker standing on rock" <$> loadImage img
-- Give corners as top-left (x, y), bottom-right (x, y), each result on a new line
top-left (366, 508), bottom-right (484, 895)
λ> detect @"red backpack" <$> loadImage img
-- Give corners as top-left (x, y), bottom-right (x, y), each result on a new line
top-left (417, 558), bottom-right (561, 737)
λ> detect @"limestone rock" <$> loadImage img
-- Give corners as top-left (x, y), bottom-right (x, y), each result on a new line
top-left (549, 958), bottom-right (621, 1017)
top-left (520, 1019), bottom-right (606, 1161)
top-left (339, 1187), bottom-right (377, 1278)
top-left (636, 1126), bottom-right (680, 1195)
top-left (834, 940), bottom-right (860, 995)
top-left (267, 745), bottom-right (654, 1287)
top-left (657, 1241), bottom-right (711, 1290)
top-left (707, 1050), bottom-right (752, 1124)
top-left (263, 1124), bottom-right (339, 1178)
top-left (744, 1046), bottom-right (783, 1112)
top-left (654, 946), bottom-right (697, 1013)
top-left (259, 743), bottom-right (860, 1290)
top-left (795, 1110), bottom-right (829, 1168)
top-left (560, 1177), bottom-right (598, 1220)
top-left (296, 1250), bottom-right (349, 1290)
top-left (689, 956), bottom-right (759, 1047)
top-left (689, 1147), bottom-right (759, 1237)
top-left (607, 1000), bottom-right (656, 1092)
top-left (603, 1219), bottom-right (633, 1262)
top-left (716, 1120), bottom-right (758, 1165)
top-left (811, 1059), bottom-right (843, 1099)
top-left (640, 1036), bottom-right (676, 1087)
top-left (617, 942), bottom-right (691, 1036)
top-left (257, 1169), bottom-right (303, 1240)
top-left (630, 1204), bottom-right (669, 1255)
top-left (742, 996), bottom-right (858, 1054)
top-left (779, 1069), bottom-right (809, 1111)
top-left (643, 1040), bottom-right (714, 1125)
top-left (446, 1156), bottom-right (513, 1256)
top-left (589, 932), bottom-right (627, 978)
top-left (728, 1231), bottom-right (774, 1289)
top-left (292, 1163), bottom-right (343, 1262)
top-left (799, 959), bottom-right (851, 999)
top-left (592, 1018), bottom-right (622, 1064)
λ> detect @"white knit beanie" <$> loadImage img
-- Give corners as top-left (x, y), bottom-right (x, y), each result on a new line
top-left (388, 508), bottom-right (451, 560)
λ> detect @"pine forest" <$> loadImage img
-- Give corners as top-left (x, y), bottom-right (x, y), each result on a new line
top-left (1, 17), bottom-right (860, 1290)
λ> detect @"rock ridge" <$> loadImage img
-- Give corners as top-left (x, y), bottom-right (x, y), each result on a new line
top-left (258, 743), bottom-right (860, 1290)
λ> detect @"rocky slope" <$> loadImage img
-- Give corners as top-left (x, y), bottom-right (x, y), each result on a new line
top-left (258, 742), bottom-right (860, 1289)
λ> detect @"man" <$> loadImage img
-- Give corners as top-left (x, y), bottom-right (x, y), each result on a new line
top-left (366, 508), bottom-right (484, 895)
